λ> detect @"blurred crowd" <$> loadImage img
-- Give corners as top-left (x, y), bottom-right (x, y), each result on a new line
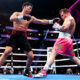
top-left (0, 63), bottom-right (80, 75)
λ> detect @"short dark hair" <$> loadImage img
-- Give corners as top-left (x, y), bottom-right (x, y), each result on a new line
top-left (59, 8), bottom-right (69, 14)
top-left (22, 2), bottom-right (33, 9)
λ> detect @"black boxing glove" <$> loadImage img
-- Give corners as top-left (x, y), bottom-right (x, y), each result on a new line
top-left (18, 15), bottom-right (31, 21)
top-left (49, 17), bottom-right (61, 24)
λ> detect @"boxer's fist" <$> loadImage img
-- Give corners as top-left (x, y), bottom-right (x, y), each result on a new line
top-left (49, 17), bottom-right (61, 24)
top-left (18, 15), bottom-right (31, 21)
top-left (52, 22), bottom-right (62, 30)
top-left (53, 17), bottom-right (61, 23)
top-left (23, 15), bottom-right (31, 21)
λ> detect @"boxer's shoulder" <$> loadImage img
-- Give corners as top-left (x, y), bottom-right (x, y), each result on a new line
top-left (67, 16), bottom-right (74, 21)
top-left (12, 12), bottom-right (21, 16)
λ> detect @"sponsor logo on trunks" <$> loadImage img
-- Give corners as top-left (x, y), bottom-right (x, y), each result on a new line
top-left (57, 44), bottom-right (62, 50)
top-left (71, 48), bottom-right (74, 54)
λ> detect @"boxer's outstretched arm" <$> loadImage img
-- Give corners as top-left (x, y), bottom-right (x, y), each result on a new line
top-left (32, 16), bottom-right (49, 25)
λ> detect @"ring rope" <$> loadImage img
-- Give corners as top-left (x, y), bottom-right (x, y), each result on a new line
top-left (0, 47), bottom-right (47, 51)
top-left (0, 47), bottom-right (80, 52)
top-left (0, 65), bottom-right (78, 69)
top-left (0, 53), bottom-right (47, 56)
top-left (2, 56), bottom-right (79, 63)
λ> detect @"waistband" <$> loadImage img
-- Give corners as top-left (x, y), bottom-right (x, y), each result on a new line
top-left (58, 32), bottom-right (71, 39)
top-left (11, 30), bottom-right (27, 36)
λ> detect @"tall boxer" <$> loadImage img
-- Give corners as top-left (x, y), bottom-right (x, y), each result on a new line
top-left (0, 2), bottom-right (60, 77)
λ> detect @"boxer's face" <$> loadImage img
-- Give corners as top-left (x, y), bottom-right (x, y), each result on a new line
top-left (24, 5), bottom-right (32, 14)
top-left (60, 11), bottom-right (66, 20)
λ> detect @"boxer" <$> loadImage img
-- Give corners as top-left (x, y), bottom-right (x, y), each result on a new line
top-left (34, 8), bottom-right (80, 78)
top-left (0, 2), bottom-right (60, 77)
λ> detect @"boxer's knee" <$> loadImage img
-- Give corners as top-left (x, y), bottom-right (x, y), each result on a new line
top-left (4, 50), bottom-right (10, 57)
top-left (78, 61), bottom-right (80, 67)
top-left (4, 47), bottom-right (13, 57)
top-left (27, 51), bottom-right (34, 59)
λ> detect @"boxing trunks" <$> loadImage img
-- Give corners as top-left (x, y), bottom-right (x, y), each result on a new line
top-left (7, 30), bottom-right (32, 51)
top-left (53, 32), bottom-right (75, 56)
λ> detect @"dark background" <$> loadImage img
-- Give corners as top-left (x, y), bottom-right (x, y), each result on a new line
top-left (0, 0), bottom-right (77, 24)
top-left (0, 0), bottom-right (80, 74)
top-left (0, 0), bottom-right (79, 48)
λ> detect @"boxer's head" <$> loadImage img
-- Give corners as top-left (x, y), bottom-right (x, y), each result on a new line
top-left (22, 2), bottom-right (33, 14)
top-left (59, 8), bottom-right (69, 20)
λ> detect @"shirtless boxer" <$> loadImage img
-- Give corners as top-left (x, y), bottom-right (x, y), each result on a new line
top-left (34, 8), bottom-right (80, 78)
top-left (0, 2), bottom-right (59, 77)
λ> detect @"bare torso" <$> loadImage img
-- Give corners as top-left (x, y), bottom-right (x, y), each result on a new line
top-left (62, 16), bottom-right (76, 36)
top-left (13, 12), bottom-right (30, 32)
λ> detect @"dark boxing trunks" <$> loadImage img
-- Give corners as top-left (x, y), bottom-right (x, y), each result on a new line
top-left (6, 30), bottom-right (32, 51)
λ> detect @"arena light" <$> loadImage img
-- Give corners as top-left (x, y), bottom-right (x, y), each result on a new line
top-left (27, 29), bottom-right (38, 32)
top-left (46, 38), bottom-right (57, 41)
top-left (0, 38), bottom-right (9, 44)
top-left (27, 37), bottom-right (39, 40)
top-left (1, 34), bottom-right (39, 40)
top-left (1, 34), bottom-right (10, 38)
top-left (69, 0), bottom-right (80, 12)
top-left (69, 0), bottom-right (80, 22)
top-left (43, 30), bottom-right (59, 33)
top-left (46, 38), bottom-right (80, 41)
top-left (6, 26), bottom-right (39, 32)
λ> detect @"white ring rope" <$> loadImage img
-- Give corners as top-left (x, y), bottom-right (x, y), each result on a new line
top-left (73, 41), bottom-right (80, 45)
top-left (0, 53), bottom-right (47, 56)
top-left (0, 47), bottom-right (80, 63)
top-left (73, 48), bottom-right (80, 51)
top-left (0, 47), bottom-right (80, 52)
top-left (0, 64), bottom-right (78, 69)
top-left (32, 49), bottom-right (47, 51)
top-left (5, 60), bottom-right (47, 62)
top-left (3, 56), bottom-right (79, 63)
top-left (0, 47), bottom-right (47, 51)
top-left (0, 46), bottom-right (80, 69)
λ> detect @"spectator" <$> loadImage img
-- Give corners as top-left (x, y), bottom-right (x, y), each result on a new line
top-left (66, 68), bottom-right (73, 74)
top-left (33, 68), bottom-right (38, 74)
top-left (76, 69), bottom-right (80, 75)
top-left (0, 69), bottom-right (3, 75)
top-left (17, 71), bottom-right (22, 74)
top-left (22, 69), bottom-right (24, 75)
top-left (3, 63), bottom-right (14, 74)
top-left (3, 69), bottom-right (6, 74)
top-left (9, 69), bottom-right (14, 74)
top-left (49, 69), bottom-right (55, 74)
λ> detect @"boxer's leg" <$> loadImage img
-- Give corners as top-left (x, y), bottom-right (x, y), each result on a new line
top-left (44, 49), bottom-right (56, 70)
top-left (69, 56), bottom-right (80, 66)
top-left (21, 36), bottom-right (34, 77)
top-left (0, 46), bottom-right (13, 66)
top-left (34, 48), bottom-right (57, 78)
top-left (25, 50), bottom-right (34, 70)
top-left (24, 50), bottom-right (34, 77)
